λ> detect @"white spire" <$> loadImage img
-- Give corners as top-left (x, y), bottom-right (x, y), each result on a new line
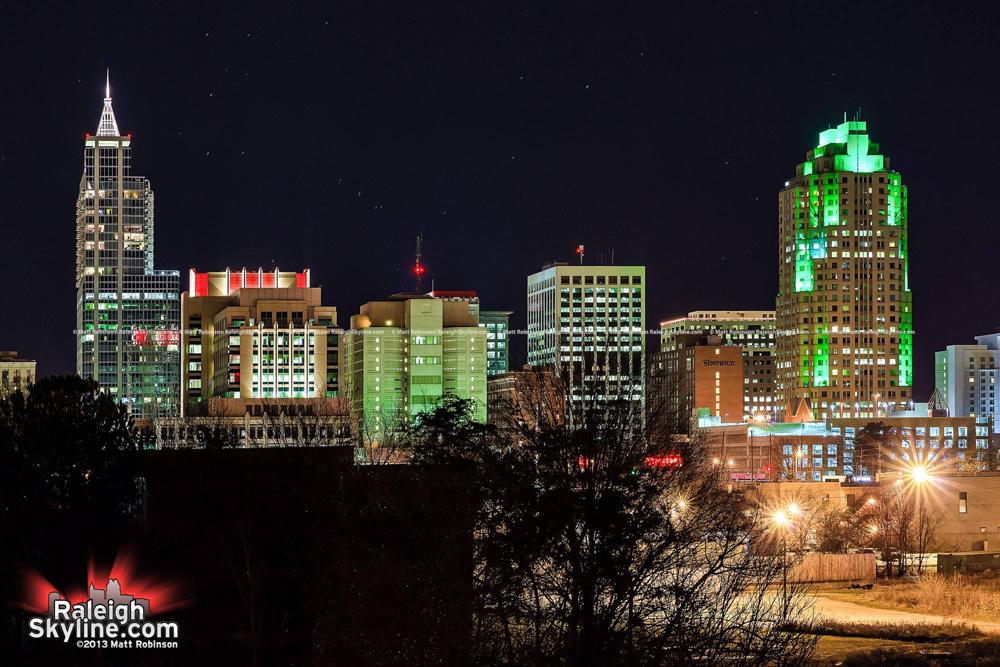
top-left (97, 70), bottom-right (120, 137)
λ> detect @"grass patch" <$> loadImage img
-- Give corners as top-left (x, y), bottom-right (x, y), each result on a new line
top-left (792, 618), bottom-right (984, 643)
top-left (834, 574), bottom-right (1000, 624)
top-left (840, 637), bottom-right (1000, 667)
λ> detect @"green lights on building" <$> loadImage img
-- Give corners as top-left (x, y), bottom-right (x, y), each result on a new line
top-left (344, 294), bottom-right (488, 432)
top-left (777, 118), bottom-right (912, 419)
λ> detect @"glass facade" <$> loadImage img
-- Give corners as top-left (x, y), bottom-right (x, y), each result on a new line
top-left (75, 82), bottom-right (180, 419)
top-left (479, 310), bottom-right (512, 376)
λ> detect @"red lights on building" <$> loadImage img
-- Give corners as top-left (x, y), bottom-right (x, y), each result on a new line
top-left (644, 455), bottom-right (682, 467)
top-left (131, 329), bottom-right (179, 346)
top-left (189, 268), bottom-right (311, 296)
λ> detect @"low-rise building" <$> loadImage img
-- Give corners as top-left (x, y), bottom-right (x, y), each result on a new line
top-left (0, 351), bottom-right (36, 397)
top-left (154, 397), bottom-right (351, 448)
top-left (487, 364), bottom-right (565, 429)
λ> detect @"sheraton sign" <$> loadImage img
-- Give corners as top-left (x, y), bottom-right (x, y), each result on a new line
top-left (702, 360), bottom-right (736, 366)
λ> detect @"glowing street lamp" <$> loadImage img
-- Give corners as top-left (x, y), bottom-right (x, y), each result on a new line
top-left (773, 510), bottom-right (791, 618)
top-left (911, 466), bottom-right (929, 484)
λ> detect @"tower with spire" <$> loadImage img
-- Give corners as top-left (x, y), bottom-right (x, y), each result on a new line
top-left (76, 73), bottom-right (181, 421)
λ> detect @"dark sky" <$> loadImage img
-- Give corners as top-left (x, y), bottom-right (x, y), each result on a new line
top-left (2, 1), bottom-right (998, 400)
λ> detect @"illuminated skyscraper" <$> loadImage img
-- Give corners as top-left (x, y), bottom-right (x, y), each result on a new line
top-left (776, 119), bottom-right (912, 421)
top-left (527, 263), bottom-right (645, 406)
top-left (75, 74), bottom-right (181, 420)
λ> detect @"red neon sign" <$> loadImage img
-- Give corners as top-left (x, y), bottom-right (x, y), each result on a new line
top-left (645, 455), bottom-right (682, 467)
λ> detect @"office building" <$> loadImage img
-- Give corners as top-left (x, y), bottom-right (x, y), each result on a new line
top-left (776, 119), bottom-right (912, 422)
top-left (654, 310), bottom-right (776, 424)
top-left (526, 262), bottom-right (645, 406)
top-left (935, 334), bottom-right (1000, 430)
top-left (479, 310), bottom-right (513, 375)
top-left (75, 75), bottom-right (180, 420)
top-left (343, 292), bottom-right (487, 430)
top-left (0, 351), bottom-right (36, 397)
top-left (696, 413), bottom-right (994, 482)
top-left (180, 268), bottom-right (339, 412)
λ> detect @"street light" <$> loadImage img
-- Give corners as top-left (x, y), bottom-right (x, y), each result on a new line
top-left (911, 465), bottom-right (929, 484)
top-left (773, 511), bottom-right (791, 618)
top-left (750, 411), bottom-right (768, 480)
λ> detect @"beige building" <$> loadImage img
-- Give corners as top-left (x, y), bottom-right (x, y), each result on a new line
top-left (155, 397), bottom-right (351, 448)
top-left (753, 474), bottom-right (1000, 553)
top-left (344, 292), bottom-right (487, 430)
top-left (776, 120), bottom-right (912, 421)
top-left (181, 268), bottom-right (340, 414)
top-left (0, 351), bottom-right (36, 397)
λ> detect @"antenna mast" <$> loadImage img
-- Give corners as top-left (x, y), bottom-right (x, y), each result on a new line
top-left (414, 232), bottom-right (425, 293)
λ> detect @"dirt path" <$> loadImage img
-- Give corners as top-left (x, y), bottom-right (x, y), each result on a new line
top-left (810, 594), bottom-right (1000, 633)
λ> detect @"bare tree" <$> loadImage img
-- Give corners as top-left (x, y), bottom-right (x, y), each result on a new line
top-left (411, 370), bottom-right (817, 666)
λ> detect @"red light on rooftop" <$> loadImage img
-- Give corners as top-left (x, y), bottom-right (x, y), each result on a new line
top-left (414, 264), bottom-right (425, 275)
top-left (85, 133), bottom-right (90, 138)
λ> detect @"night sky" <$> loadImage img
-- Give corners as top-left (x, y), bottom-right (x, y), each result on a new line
top-left (2, 1), bottom-right (998, 401)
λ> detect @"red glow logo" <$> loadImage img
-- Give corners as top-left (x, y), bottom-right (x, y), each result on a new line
top-left (18, 546), bottom-right (191, 617)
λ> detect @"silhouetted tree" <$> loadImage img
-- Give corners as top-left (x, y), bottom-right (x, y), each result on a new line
top-left (411, 376), bottom-right (816, 667)
top-left (0, 375), bottom-right (140, 658)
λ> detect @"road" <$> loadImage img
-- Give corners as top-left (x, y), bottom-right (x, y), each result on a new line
top-left (810, 594), bottom-right (1000, 634)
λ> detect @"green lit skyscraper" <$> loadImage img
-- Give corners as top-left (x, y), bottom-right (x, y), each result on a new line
top-left (776, 119), bottom-right (912, 421)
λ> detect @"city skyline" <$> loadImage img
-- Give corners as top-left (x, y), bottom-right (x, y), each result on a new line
top-left (4, 3), bottom-right (1000, 405)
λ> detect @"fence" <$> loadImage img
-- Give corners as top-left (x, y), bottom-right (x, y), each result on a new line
top-left (790, 553), bottom-right (876, 583)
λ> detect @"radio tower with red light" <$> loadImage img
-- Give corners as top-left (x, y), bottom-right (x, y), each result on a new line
top-left (414, 232), bottom-right (426, 293)
top-left (576, 244), bottom-right (584, 265)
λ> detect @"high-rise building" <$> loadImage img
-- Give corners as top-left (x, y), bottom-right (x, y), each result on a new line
top-left (180, 268), bottom-right (339, 412)
top-left (935, 334), bottom-right (1000, 430)
top-left (526, 262), bottom-right (645, 405)
top-left (0, 351), bottom-right (36, 397)
top-left (656, 310), bottom-right (777, 422)
top-left (776, 119), bottom-right (912, 422)
top-left (479, 310), bottom-right (512, 375)
top-left (343, 292), bottom-right (487, 430)
top-left (75, 74), bottom-right (180, 420)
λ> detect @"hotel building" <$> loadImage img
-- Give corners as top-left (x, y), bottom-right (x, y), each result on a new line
top-left (180, 268), bottom-right (339, 413)
top-left (654, 310), bottom-right (776, 424)
top-left (776, 119), bottom-right (912, 421)
top-left (75, 75), bottom-right (181, 419)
